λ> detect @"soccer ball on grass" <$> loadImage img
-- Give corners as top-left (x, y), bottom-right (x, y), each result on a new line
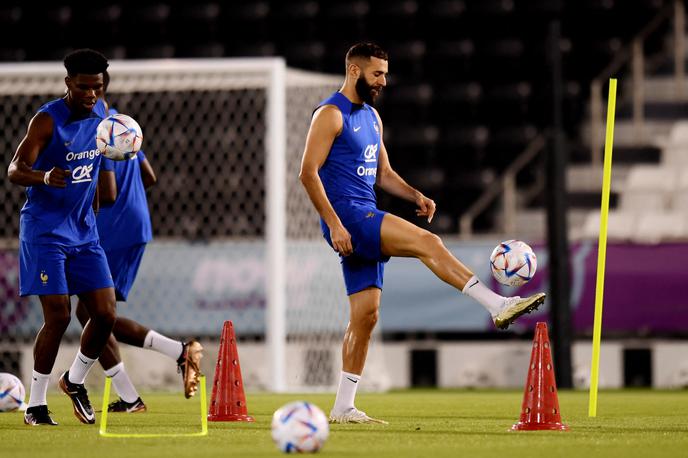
top-left (0, 372), bottom-right (25, 412)
top-left (271, 401), bottom-right (329, 453)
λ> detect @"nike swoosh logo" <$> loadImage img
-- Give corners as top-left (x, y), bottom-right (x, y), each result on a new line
top-left (78, 356), bottom-right (89, 364)
top-left (467, 279), bottom-right (479, 289)
top-left (75, 398), bottom-right (94, 420)
top-left (346, 377), bottom-right (358, 384)
top-left (353, 126), bottom-right (361, 132)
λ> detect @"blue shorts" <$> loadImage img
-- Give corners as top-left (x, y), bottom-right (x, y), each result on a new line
top-left (321, 202), bottom-right (390, 296)
top-left (105, 243), bottom-right (146, 301)
top-left (19, 240), bottom-right (114, 297)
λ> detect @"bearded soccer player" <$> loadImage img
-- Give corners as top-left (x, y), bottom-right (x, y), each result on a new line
top-left (8, 49), bottom-right (116, 425)
top-left (299, 42), bottom-right (546, 424)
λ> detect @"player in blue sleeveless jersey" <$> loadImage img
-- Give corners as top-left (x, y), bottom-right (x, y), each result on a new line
top-left (300, 43), bottom-right (547, 424)
top-left (72, 74), bottom-right (203, 413)
top-left (7, 49), bottom-right (117, 426)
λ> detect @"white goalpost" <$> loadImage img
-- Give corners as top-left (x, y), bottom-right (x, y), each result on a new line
top-left (0, 58), bottom-right (389, 393)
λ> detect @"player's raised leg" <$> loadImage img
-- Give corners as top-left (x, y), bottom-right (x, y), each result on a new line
top-left (76, 300), bottom-right (203, 400)
top-left (329, 287), bottom-right (387, 425)
top-left (115, 316), bottom-right (203, 398)
top-left (380, 213), bottom-right (545, 329)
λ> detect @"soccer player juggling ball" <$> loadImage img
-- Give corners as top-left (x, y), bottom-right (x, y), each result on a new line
top-left (299, 42), bottom-right (546, 424)
top-left (8, 49), bottom-right (116, 426)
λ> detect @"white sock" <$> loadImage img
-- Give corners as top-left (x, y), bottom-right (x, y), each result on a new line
top-left (462, 275), bottom-right (506, 317)
top-left (143, 330), bottom-right (183, 361)
top-left (68, 350), bottom-right (97, 384)
top-left (332, 371), bottom-right (361, 414)
top-left (27, 370), bottom-right (50, 408)
top-left (104, 362), bottom-right (140, 403)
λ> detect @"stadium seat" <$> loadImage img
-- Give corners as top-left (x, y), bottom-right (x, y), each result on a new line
top-left (384, 40), bottom-right (426, 79)
top-left (128, 44), bottom-right (175, 59)
top-left (320, 0), bottom-right (369, 42)
top-left (176, 42), bottom-right (225, 58)
top-left (669, 168), bottom-right (688, 212)
top-left (425, 40), bottom-right (477, 82)
top-left (271, 1), bottom-right (319, 41)
top-left (661, 121), bottom-right (688, 165)
top-left (581, 210), bottom-right (638, 241)
top-left (619, 165), bottom-right (677, 211)
top-left (370, 0), bottom-right (419, 38)
top-left (633, 211), bottom-right (688, 244)
top-left (170, 3), bottom-right (220, 42)
top-left (70, 5), bottom-right (121, 45)
top-left (282, 42), bottom-right (326, 71)
top-left (420, 0), bottom-right (470, 40)
top-left (219, 1), bottom-right (271, 41)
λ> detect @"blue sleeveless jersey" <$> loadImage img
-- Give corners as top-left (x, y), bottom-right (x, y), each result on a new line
top-left (97, 108), bottom-right (153, 251)
top-left (317, 92), bottom-right (381, 206)
top-left (19, 98), bottom-right (107, 246)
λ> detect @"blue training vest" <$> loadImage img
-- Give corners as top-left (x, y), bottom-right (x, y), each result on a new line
top-left (317, 92), bottom-right (381, 206)
top-left (19, 98), bottom-right (107, 246)
top-left (96, 107), bottom-right (153, 251)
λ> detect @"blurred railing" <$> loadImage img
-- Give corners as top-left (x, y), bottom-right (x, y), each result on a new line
top-left (590, 0), bottom-right (685, 164)
top-left (459, 133), bottom-right (547, 238)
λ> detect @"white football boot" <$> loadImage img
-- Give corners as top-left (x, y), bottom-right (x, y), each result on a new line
top-left (329, 407), bottom-right (388, 425)
top-left (493, 293), bottom-right (546, 330)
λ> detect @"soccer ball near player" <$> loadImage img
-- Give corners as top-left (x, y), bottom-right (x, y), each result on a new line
top-left (0, 372), bottom-right (25, 412)
top-left (271, 401), bottom-right (329, 453)
top-left (96, 113), bottom-right (143, 161)
top-left (489, 240), bottom-right (537, 287)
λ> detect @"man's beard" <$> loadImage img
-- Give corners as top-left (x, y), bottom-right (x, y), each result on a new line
top-left (355, 76), bottom-right (381, 105)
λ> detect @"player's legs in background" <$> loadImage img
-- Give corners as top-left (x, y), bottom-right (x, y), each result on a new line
top-left (114, 315), bottom-right (203, 397)
top-left (77, 301), bottom-right (203, 398)
top-left (26, 295), bottom-right (71, 416)
top-left (380, 213), bottom-right (544, 328)
top-left (75, 301), bottom-right (145, 411)
top-left (330, 287), bottom-right (386, 424)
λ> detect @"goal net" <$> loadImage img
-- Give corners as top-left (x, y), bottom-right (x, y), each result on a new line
top-left (0, 58), bottom-right (389, 392)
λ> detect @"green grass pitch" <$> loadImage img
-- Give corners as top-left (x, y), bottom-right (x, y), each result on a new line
top-left (1, 390), bottom-right (687, 457)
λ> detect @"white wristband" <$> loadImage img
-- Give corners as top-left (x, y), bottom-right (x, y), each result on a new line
top-left (43, 171), bottom-right (49, 185)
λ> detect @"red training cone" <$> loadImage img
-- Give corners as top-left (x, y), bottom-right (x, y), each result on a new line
top-left (511, 322), bottom-right (569, 431)
top-left (208, 321), bottom-right (254, 422)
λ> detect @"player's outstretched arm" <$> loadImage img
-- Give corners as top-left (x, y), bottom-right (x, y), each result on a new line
top-left (7, 112), bottom-right (69, 187)
top-left (299, 105), bottom-right (353, 256)
top-left (372, 109), bottom-right (436, 223)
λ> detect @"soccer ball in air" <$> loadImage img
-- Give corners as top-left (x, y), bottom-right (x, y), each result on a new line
top-left (0, 373), bottom-right (25, 412)
top-left (96, 113), bottom-right (143, 161)
top-left (271, 401), bottom-right (329, 453)
top-left (489, 240), bottom-right (537, 287)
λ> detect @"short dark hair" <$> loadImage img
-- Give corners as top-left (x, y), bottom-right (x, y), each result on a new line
top-left (63, 49), bottom-right (109, 76)
top-left (345, 42), bottom-right (388, 66)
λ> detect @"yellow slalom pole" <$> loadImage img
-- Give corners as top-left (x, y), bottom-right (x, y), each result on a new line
top-left (100, 375), bottom-right (208, 438)
top-left (588, 78), bottom-right (617, 417)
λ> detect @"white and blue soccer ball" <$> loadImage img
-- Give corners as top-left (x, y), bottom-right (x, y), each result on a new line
top-left (271, 401), bottom-right (329, 453)
top-left (489, 240), bottom-right (537, 287)
top-left (0, 372), bottom-right (25, 412)
top-left (96, 113), bottom-right (143, 161)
